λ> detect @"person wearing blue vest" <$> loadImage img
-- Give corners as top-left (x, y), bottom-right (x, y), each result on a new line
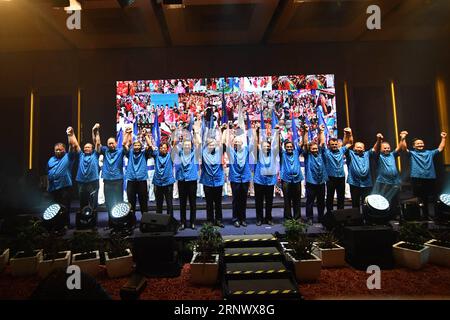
top-left (402, 131), bottom-right (447, 218)
top-left (123, 127), bottom-right (152, 223)
top-left (47, 126), bottom-right (77, 227)
top-left (279, 135), bottom-right (304, 221)
top-left (200, 126), bottom-right (225, 228)
top-left (324, 128), bottom-right (353, 214)
top-left (174, 127), bottom-right (200, 230)
top-left (148, 136), bottom-right (176, 218)
top-left (372, 132), bottom-right (405, 216)
top-left (97, 126), bottom-right (125, 225)
top-left (227, 128), bottom-right (253, 228)
top-left (346, 137), bottom-right (378, 209)
top-left (71, 123), bottom-right (101, 216)
top-left (303, 124), bottom-right (328, 223)
top-left (254, 127), bottom-right (280, 226)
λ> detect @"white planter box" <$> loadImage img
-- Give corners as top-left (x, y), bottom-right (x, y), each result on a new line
top-left (425, 239), bottom-right (450, 268)
top-left (280, 242), bottom-right (294, 261)
top-left (286, 252), bottom-right (321, 282)
top-left (190, 252), bottom-right (219, 286)
top-left (10, 250), bottom-right (42, 276)
top-left (72, 250), bottom-right (100, 277)
top-left (313, 243), bottom-right (346, 268)
top-left (393, 241), bottom-right (430, 270)
top-left (37, 251), bottom-right (71, 279)
top-left (105, 249), bottom-right (133, 278)
top-left (0, 248), bottom-right (9, 273)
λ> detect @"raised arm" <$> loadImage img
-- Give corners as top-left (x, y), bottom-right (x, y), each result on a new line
top-left (122, 127), bottom-right (132, 152)
top-left (66, 126), bottom-right (80, 153)
top-left (142, 128), bottom-right (153, 151)
top-left (92, 123), bottom-right (101, 153)
top-left (372, 133), bottom-right (383, 153)
top-left (438, 132), bottom-right (447, 152)
top-left (396, 130), bottom-right (408, 153)
top-left (343, 127), bottom-right (353, 149)
top-left (319, 124), bottom-right (326, 147)
top-left (301, 124), bottom-right (309, 150)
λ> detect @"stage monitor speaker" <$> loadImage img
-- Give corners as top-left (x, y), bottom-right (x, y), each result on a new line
top-left (323, 208), bottom-right (363, 231)
top-left (400, 198), bottom-right (424, 221)
top-left (140, 212), bottom-right (178, 233)
top-left (343, 225), bottom-right (396, 270)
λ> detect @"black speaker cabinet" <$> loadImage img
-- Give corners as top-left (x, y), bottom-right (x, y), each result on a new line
top-left (343, 225), bottom-right (396, 270)
top-left (323, 208), bottom-right (363, 232)
top-left (140, 212), bottom-right (178, 233)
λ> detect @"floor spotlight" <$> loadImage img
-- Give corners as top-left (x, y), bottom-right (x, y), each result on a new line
top-left (76, 205), bottom-right (97, 230)
top-left (435, 193), bottom-right (450, 223)
top-left (110, 202), bottom-right (134, 234)
top-left (400, 197), bottom-right (425, 221)
top-left (43, 203), bottom-right (66, 231)
top-left (363, 194), bottom-right (392, 225)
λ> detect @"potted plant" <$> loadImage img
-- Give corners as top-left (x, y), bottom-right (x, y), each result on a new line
top-left (425, 230), bottom-right (450, 267)
top-left (70, 231), bottom-right (101, 277)
top-left (313, 231), bottom-right (346, 268)
top-left (37, 231), bottom-right (71, 278)
top-left (0, 238), bottom-right (9, 273)
top-left (188, 223), bottom-right (223, 285)
top-left (286, 233), bottom-right (322, 282)
top-left (393, 222), bottom-right (430, 270)
top-left (281, 219), bottom-right (309, 258)
top-left (104, 234), bottom-right (133, 278)
top-left (10, 218), bottom-right (44, 276)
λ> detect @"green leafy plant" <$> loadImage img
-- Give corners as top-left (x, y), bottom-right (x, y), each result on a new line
top-left (15, 218), bottom-right (46, 257)
top-left (398, 222), bottom-right (431, 250)
top-left (188, 223), bottom-right (223, 263)
top-left (283, 219), bottom-right (309, 244)
top-left (316, 231), bottom-right (340, 249)
top-left (70, 231), bottom-right (101, 255)
top-left (291, 234), bottom-right (315, 260)
top-left (107, 234), bottom-right (131, 259)
top-left (431, 230), bottom-right (450, 248)
top-left (40, 231), bottom-right (68, 261)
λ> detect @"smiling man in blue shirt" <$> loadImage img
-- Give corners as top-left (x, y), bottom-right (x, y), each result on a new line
top-left (47, 126), bottom-right (78, 228)
top-left (402, 131), bottom-right (447, 218)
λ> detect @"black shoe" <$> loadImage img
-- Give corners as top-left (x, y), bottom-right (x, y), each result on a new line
top-left (190, 223), bottom-right (196, 230)
top-left (233, 221), bottom-right (240, 228)
top-left (216, 220), bottom-right (224, 228)
top-left (240, 221), bottom-right (247, 227)
top-left (178, 223), bottom-right (185, 231)
top-left (267, 220), bottom-right (274, 226)
top-left (256, 221), bottom-right (262, 226)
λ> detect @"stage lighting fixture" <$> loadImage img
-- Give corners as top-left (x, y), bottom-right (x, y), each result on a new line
top-left (117, 0), bottom-right (135, 8)
top-left (42, 203), bottom-right (66, 231)
top-left (76, 205), bottom-right (97, 230)
top-left (435, 193), bottom-right (450, 223)
top-left (400, 198), bottom-right (425, 221)
top-left (110, 202), bottom-right (133, 234)
top-left (362, 194), bottom-right (392, 225)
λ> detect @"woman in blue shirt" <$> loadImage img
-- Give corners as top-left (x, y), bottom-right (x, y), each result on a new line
top-left (173, 127), bottom-right (200, 230)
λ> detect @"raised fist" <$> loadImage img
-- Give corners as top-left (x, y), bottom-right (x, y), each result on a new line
top-left (344, 127), bottom-right (352, 134)
top-left (376, 133), bottom-right (383, 140)
top-left (400, 131), bottom-right (408, 138)
top-left (141, 128), bottom-right (147, 136)
top-left (92, 123), bottom-right (100, 131)
top-left (304, 125), bottom-right (309, 131)
top-left (125, 127), bottom-right (133, 134)
top-left (66, 127), bottom-right (74, 136)
top-left (319, 124), bottom-right (325, 132)
top-left (441, 132), bottom-right (447, 138)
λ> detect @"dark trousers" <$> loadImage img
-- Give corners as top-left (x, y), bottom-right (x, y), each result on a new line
top-left (254, 183), bottom-right (274, 223)
top-left (78, 180), bottom-right (99, 210)
top-left (231, 182), bottom-right (249, 222)
top-left (178, 180), bottom-right (197, 224)
top-left (306, 183), bottom-right (326, 221)
top-left (282, 181), bottom-right (301, 220)
top-left (127, 180), bottom-right (148, 216)
top-left (411, 178), bottom-right (435, 218)
top-left (350, 185), bottom-right (371, 209)
top-left (51, 186), bottom-right (72, 227)
top-left (204, 186), bottom-right (223, 223)
top-left (326, 176), bottom-right (346, 213)
top-left (104, 179), bottom-right (124, 213)
top-left (154, 184), bottom-right (174, 217)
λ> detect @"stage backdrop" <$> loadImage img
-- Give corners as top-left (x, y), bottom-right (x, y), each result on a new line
top-left (116, 74), bottom-right (337, 144)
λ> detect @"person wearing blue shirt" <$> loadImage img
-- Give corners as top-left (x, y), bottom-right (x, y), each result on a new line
top-left (254, 128), bottom-right (279, 226)
top-left (149, 134), bottom-right (176, 218)
top-left (47, 126), bottom-right (77, 228)
top-left (200, 126), bottom-right (225, 228)
top-left (303, 125), bottom-right (328, 223)
top-left (174, 127), bottom-right (200, 230)
top-left (372, 132), bottom-right (405, 216)
top-left (72, 124), bottom-right (101, 225)
top-left (227, 129), bottom-right (252, 228)
top-left (403, 131), bottom-right (447, 218)
top-left (123, 128), bottom-right (152, 224)
top-left (324, 128), bottom-right (353, 214)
